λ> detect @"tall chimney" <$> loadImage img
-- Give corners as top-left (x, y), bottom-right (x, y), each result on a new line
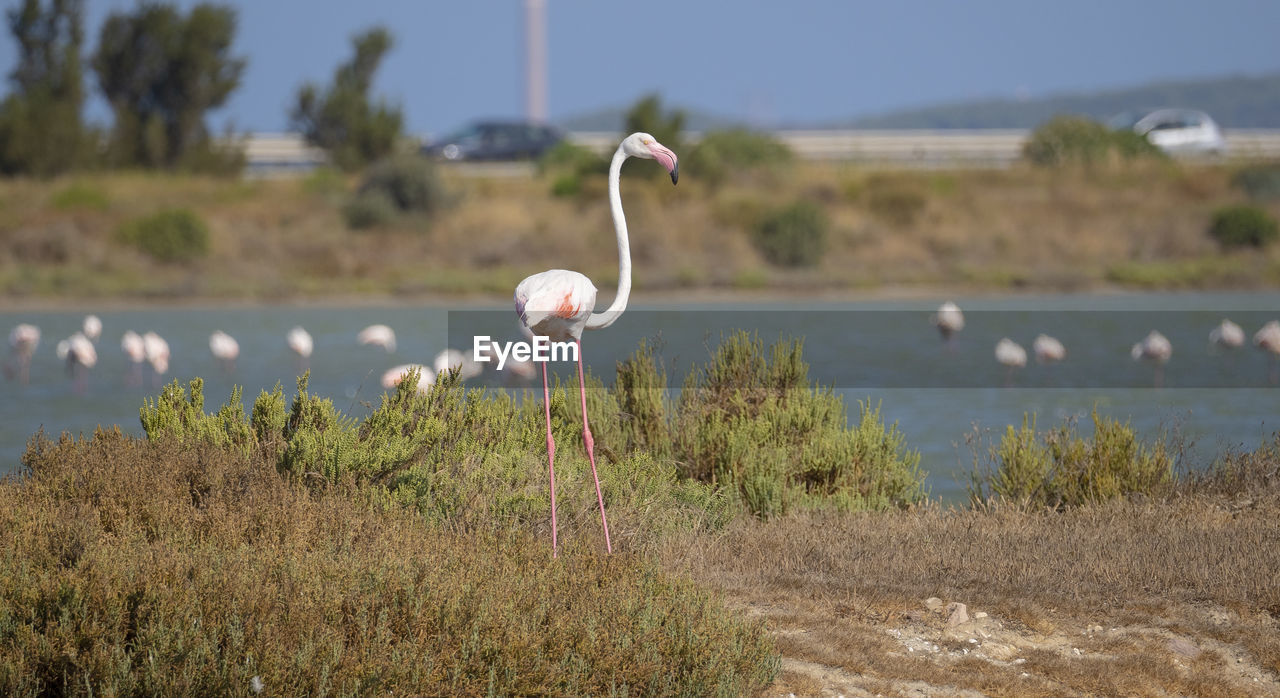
top-left (525, 0), bottom-right (547, 122)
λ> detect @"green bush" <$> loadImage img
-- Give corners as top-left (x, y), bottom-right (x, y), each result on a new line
top-left (116, 208), bottom-right (210, 263)
top-left (3, 427), bottom-right (778, 695)
top-left (968, 410), bottom-right (1174, 509)
top-left (1207, 204), bottom-right (1279, 249)
top-left (1231, 164), bottom-right (1280, 201)
top-left (865, 176), bottom-right (928, 227)
top-left (539, 141), bottom-right (607, 197)
top-left (751, 200), bottom-right (828, 267)
top-left (672, 332), bottom-right (925, 517)
top-left (49, 182), bottom-right (110, 211)
top-left (342, 189), bottom-right (398, 229)
top-left (685, 128), bottom-right (792, 187)
top-left (358, 154), bottom-right (447, 215)
top-left (1023, 115), bottom-right (1165, 167)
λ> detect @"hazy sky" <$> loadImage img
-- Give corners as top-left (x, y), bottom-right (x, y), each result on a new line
top-left (3, 0), bottom-right (1280, 135)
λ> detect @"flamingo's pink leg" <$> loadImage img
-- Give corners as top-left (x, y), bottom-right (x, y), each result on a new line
top-left (577, 340), bottom-right (612, 554)
top-left (542, 361), bottom-right (559, 557)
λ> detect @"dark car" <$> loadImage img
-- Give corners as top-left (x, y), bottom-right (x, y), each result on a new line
top-left (422, 121), bottom-right (564, 161)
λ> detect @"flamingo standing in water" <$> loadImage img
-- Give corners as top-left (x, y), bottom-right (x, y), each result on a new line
top-left (287, 326), bottom-right (313, 371)
top-left (56, 332), bottom-right (97, 393)
top-left (5, 323), bottom-right (40, 384)
top-left (515, 132), bottom-right (678, 556)
top-left (142, 331), bottom-right (170, 386)
top-left (1033, 334), bottom-right (1066, 365)
top-left (209, 330), bottom-right (240, 373)
top-left (1131, 330), bottom-right (1172, 387)
top-left (357, 324), bottom-right (397, 352)
top-left (931, 301), bottom-right (964, 349)
top-left (994, 338), bottom-right (1027, 386)
top-left (1210, 318), bottom-right (1245, 350)
top-left (1254, 320), bottom-right (1280, 385)
top-left (121, 330), bottom-right (147, 386)
top-left (82, 315), bottom-right (102, 343)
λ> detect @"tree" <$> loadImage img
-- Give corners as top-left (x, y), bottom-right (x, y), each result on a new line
top-left (92, 2), bottom-right (245, 170)
top-left (0, 0), bottom-right (91, 176)
top-left (290, 27), bottom-right (403, 171)
top-left (624, 93), bottom-right (685, 153)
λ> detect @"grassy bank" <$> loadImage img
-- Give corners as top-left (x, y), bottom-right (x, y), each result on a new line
top-left (2, 334), bottom-right (1278, 694)
top-left (2, 159), bottom-right (1279, 302)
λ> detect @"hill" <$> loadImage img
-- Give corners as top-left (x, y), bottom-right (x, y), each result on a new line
top-left (844, 73), bottom-right (1280, 129)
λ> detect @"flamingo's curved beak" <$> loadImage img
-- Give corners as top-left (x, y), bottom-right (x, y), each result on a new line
top-left (648, 143), bottom-right (679, 185)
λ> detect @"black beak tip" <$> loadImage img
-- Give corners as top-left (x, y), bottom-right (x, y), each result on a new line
top-left (670, 167), bottom-right (679, 185)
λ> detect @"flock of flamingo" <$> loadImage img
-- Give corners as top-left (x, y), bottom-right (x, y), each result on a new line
top-left (932, 302), bottom-right (1280, 388)
top-left (4, 133), bottom-right (1280, 556)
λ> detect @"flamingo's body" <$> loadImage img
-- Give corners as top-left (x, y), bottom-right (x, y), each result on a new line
top-left (432, 348), bottom-right (483, 381)
top-left (1253, 320), bottom-right (1280, 384)
top-left (1032, 334), bottom-right (1066, 364)
top-left (209, 330), bottom-right (240, 372)
top-left (516, 132), bottom-right (678, 557)
top-left (57, 332), bottom-right (97, 392)
top-left (381, 363), bottom-right (435, 393)
top-left (1210, 319), bottom-right (1246, 349)
top-left (1132, 330), bottom-right (1172, 387)
top-left (994, 338), bottom-right (1027, 386)
top-left (82, 315), bottom-right (102, 343)
top-left (287, 326), bottom-right (313, 370)
top-left (931, 301), bottom-right (965, 347)
top-left (357, 324), bottom-right (397, 352)
top-left (142, 331), bottom-right (170, 385)
top-left (121, 330), bottom-right (147, 386)
top-left (5, 323), bottom-right (40, 384)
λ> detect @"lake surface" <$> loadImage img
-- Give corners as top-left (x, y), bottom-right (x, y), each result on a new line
top-left (3, 292), bottom-right (1278, 502)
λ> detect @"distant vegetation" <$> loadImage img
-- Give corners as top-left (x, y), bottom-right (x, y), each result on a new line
top-left (1208, 204), bottom-right (1279, 249)
top-left (1022, 115), bottom-right (1165, 167)
top-left (115, 208), bottom-right (211, 264)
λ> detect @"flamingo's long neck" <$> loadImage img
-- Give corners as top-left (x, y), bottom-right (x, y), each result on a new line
top-left (585, 143), bottom-right (631, 330)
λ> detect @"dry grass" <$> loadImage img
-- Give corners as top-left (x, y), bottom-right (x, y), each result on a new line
top-left (655, 487), bottom-right (1280, 696)
top-left (0, 428), bottom-right (778, 695)
top-left (3, 160), bottom-right (1280, 301)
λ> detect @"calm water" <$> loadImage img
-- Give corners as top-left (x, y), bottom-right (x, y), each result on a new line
top-left (3, 292), bottom-right (1278, 501)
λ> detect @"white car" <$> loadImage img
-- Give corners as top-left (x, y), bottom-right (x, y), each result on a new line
top-left (1109, 108), bottom-right (1227, 156)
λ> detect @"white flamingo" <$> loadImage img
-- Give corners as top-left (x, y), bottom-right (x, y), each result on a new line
top-left (56, 332), bottom-right (97, 392)
top-left (357, 324), bottom-right (397, 352)
top-left (931, 301), bottom-right (964, 348)
top-left (1253, 320), bottom-right (1280, 385)
top-left (5, 323), bottom-right (40, 384)
top-left (209, 330), bottom-right (240, 373)
top-left (82, 314), bottom-right (102, 342)
top-left (142, 331), bottom-right (170, 386)
top-left (1131, 330), bottom-right (1172, 387)
top-left (287, 326), bottom-right (314, 371)
top-left (514, 132), bottom-right (678, 557)
top-left (432, 348), bottom-right (483, 381)
top-left (381, 363), bottom-right (435, 393)
top-left (1209, 318), bottom-right (1245, 350)
top-left (994, 338), bottom-right (1027, 387)
top-left (1032, 334), bottom-right (1066, 364)
top-left (121, 330), bottom-right (147, 386)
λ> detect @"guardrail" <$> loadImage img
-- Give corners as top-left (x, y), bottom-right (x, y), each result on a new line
top-left (242, 129), bottom-right (1280, 175)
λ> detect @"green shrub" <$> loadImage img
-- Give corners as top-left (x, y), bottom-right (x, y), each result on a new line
top-left (685, 128), bottom-right (792, 187)
top-left (673, 332), bottom-right (925, 517)
top-left (549, 172), bottom-right (582, 197)
top-left (969, 410), bottom-right (1175, 509)
top-left (866, 180), bottom-right (927, 227)
top-left (4, 428), bottom-right (778, 695)
top-left (49, 182), bottom-right (109, 211)
top-left (751, 200), bottom-right (828, 267)
top-left (358, 154), bottom-right (447, 215)
top-left (1207, 204), bottom-right (1279, 249)
top-left (1231, 164), bottom-right (1280, 201)
top-left (116, 208), bottom-right (210, 263)
top-left (1023, 115), bottom-right (1165, 167)
top-left (342, 189), bottom-right (398, 229)
top-left (539, 141), bottom-right (607, 197)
